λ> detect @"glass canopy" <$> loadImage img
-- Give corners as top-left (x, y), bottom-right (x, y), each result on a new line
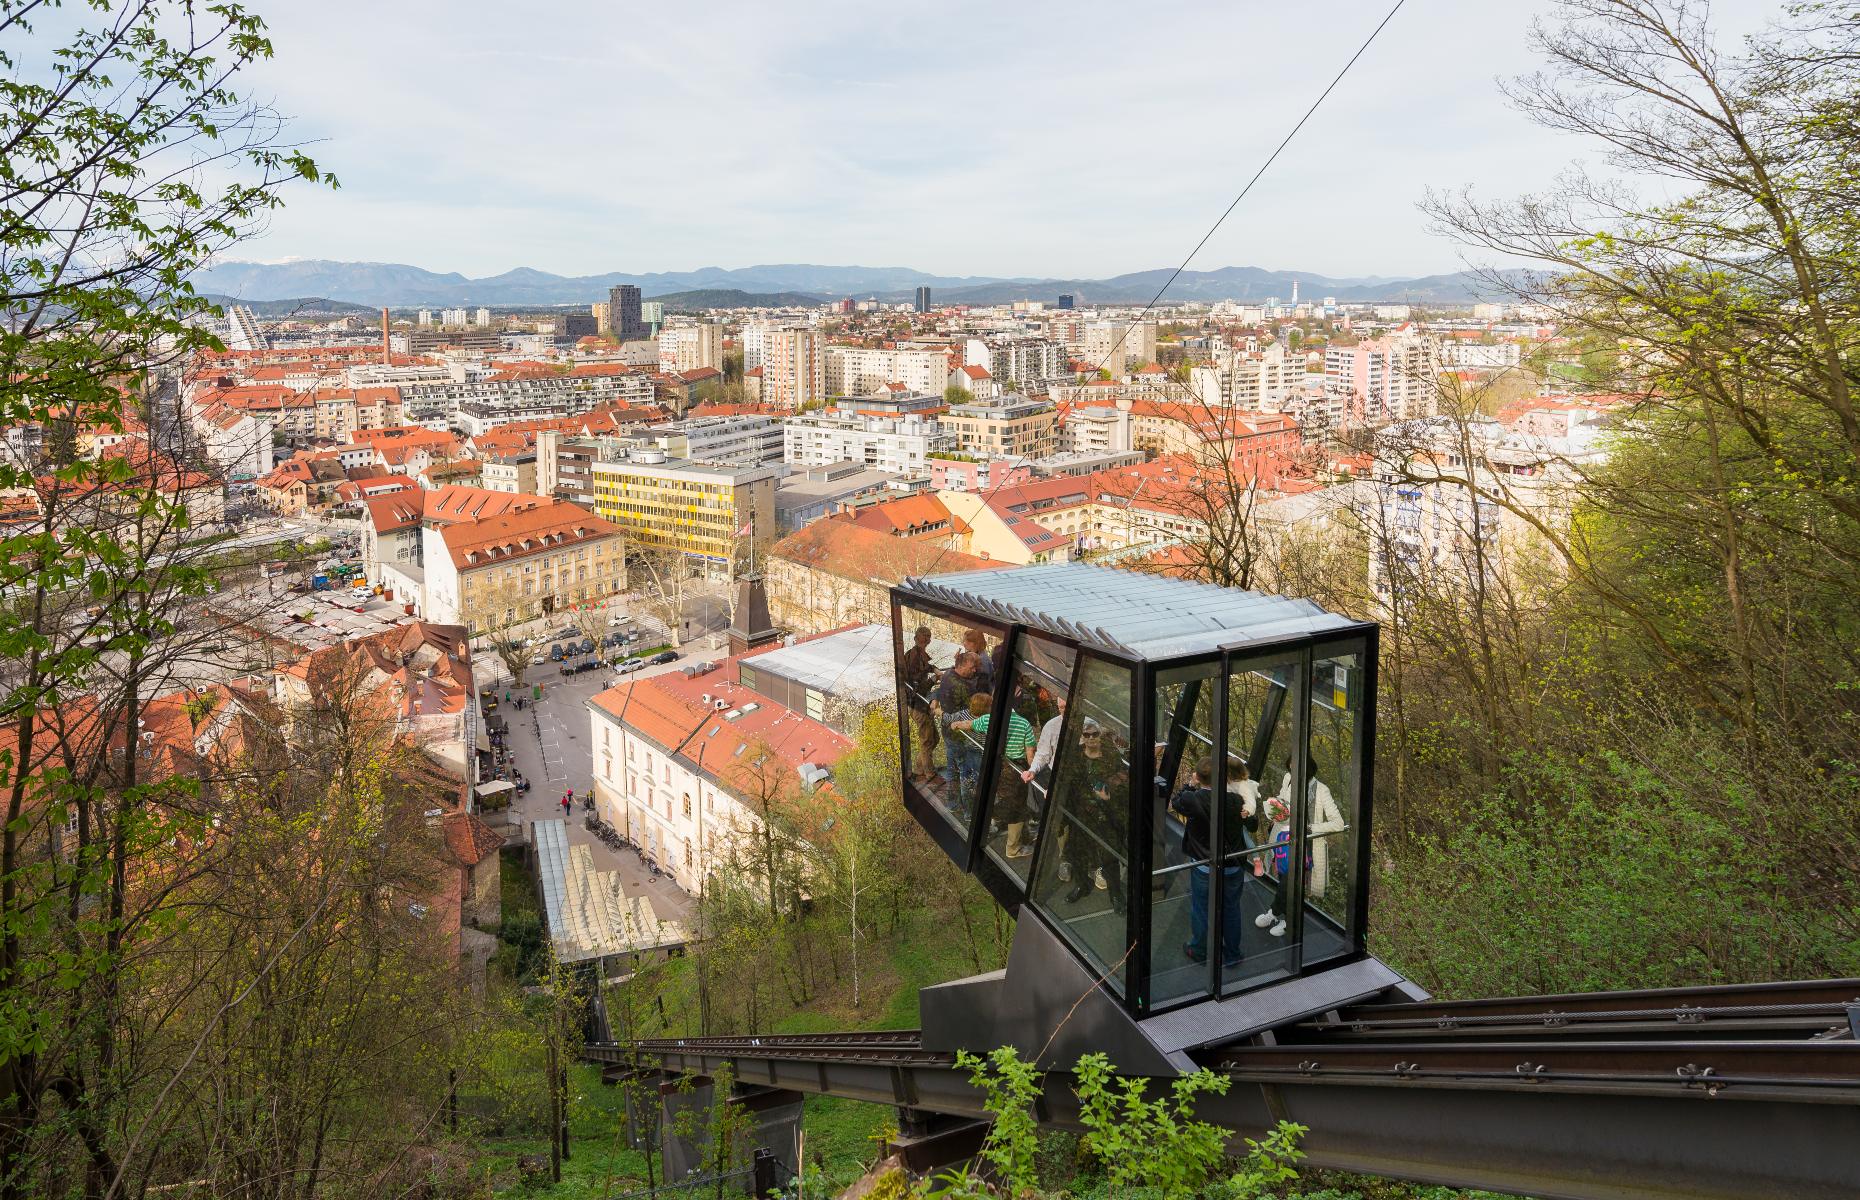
top-left (892, 564), bottom-right (1376, 1017)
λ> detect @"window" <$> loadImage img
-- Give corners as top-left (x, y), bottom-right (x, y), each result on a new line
top-left (1026, 655), bottom-right (1134, 995)
top-left (1302, 642), bottom-right (1363, 969)
top-left (980, 633), bottom-right (1075, 890)
top-left (681, 794), bottom-right (692, 818)
top-left (895, 601), bottom-right (1011, 842)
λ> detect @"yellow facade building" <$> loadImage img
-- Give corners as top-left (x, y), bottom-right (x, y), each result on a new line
top-left (590, 453), bottom-right (777, 578)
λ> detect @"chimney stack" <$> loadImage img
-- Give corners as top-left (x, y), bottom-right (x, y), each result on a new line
top-left (380, 307), bottom-right (390, 365)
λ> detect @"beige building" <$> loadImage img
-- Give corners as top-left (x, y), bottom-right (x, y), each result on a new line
top-left (766, 518), bottom-right (996, 635)
top-left (480, 451), bottom-right (539, 495)
top-left (423, 500), bottom-right (628, 634)
top-left (590, 453), bottom-right (777, 578)
top-left (941, 396), bottom-right (1057, 459)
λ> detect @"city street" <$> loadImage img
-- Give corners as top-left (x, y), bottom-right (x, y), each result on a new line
top-left (479, 585), bottom-right (733, 928)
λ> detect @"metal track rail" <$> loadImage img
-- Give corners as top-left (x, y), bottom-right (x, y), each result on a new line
top-left (592, 986), bottom-right (1860, 1200)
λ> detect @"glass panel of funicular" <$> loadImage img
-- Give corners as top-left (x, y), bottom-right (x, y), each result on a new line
top-left (1301, 638), bottom-right (1366, 967)
top-left (979, 632), bottom-right (1077, 891)
top-left (1027, 654), bottom-right (1134, 995)
top-left (895, 599), bottom-right (1011, 848)
top-left (1149, 659), bottom-right (1223, 1007)
top-left (1220, 648), bottom-right (1304, 995)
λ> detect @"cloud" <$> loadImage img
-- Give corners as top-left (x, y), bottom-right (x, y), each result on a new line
top-left (233, 0), bottom-right (1784, 278)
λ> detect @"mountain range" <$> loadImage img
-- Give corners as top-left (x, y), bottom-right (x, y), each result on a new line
top-left (193, 259), bottom-right (1515, 308)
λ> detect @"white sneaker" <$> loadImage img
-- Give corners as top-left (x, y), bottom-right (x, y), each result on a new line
top-left (1093, 868), bottom-right (1108, 891)
top-left (1269, 919), bottom-right (1287, 937)
top-left (1255, 910), bottom-right (1277, 929)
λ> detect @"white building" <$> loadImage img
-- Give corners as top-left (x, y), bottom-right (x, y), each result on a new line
top-left (1437, 341), bottom-right (1523, 370)
top-left (1058, 404), bottom-right (1131, 455)
top-left (1190, 344), bottom-right (1307, 413)
top-left (586, 635), bottom-right (865, 892)
top-left (963, 337), bottom-right (1066, 390)
top-left (823, 345), bottom-right (951, 397)
top-left (650, 414), bottom-right (785, 466)
top-left (474, 307), bottom-right (492, 327)
top-left (783, 411), bottom-right (953, 474)
top-left (1362, 410), bottom-right (1608, 604)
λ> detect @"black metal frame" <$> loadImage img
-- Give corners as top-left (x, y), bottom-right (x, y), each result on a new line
top-left (891, 584), bottom-right (1379, 1020)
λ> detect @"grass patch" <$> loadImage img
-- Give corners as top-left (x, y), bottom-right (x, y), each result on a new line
top-left (477, 1064), bottom-right (663, 1197)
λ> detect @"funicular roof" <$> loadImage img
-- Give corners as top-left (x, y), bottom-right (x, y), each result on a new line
top-left (900, 563), bottom-right (1360, 660)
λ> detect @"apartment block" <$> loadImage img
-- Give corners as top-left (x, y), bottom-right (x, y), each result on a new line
top-left (590, 452), bottom-right (778, 577)
top-left (823, 345), bottom-right (951, 397)
top-left (657, 322), bottom-right (725, 374)
top-left (783, 411), bottom-right (953, 474)
top-left (759, 328), bottom-right (824, 410)
top-left (941, 396), bottom-right (1058, 459)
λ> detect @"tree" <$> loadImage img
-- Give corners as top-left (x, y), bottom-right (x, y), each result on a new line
top-left (632, 544), bottom-right (694, 649)
top-left (1368, 0), bottom-right (1860, 989)
top-left (565, 596), bottom-right (616, 661)
top-left (0, 6), bottom-right (332, 1196)
top-left (943, 382), bottom-right (974, 406)
top-left (489, 628), bottom-right (537, 686)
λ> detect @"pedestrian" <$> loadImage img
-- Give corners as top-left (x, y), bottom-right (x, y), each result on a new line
top-left (560, 794), bottom-right (571, 817)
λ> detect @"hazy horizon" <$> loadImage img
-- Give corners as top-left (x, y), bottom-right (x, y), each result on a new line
top-left (233, 0), bottom-right (1784, 279)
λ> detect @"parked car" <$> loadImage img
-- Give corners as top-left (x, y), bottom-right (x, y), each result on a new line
top-left (613, 660), bottom-right (644, 676)
top-left (576, 639), bottom-right (596, 655)
top-left (549, 644), bottom-right (567, 661)
top-left (649, 650), bottom-right (679, 665)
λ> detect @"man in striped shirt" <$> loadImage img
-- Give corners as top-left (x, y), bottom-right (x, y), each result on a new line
top-left (954, 692), bottom-right (1037, 858)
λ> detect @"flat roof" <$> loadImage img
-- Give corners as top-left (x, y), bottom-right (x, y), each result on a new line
top-left (899, 563), bottom-right (1362, 660)
top-left (746, 624), bottom-right (893, 705)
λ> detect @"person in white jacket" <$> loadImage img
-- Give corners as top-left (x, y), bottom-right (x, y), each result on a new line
top-left (1254, 750), bottom-right (1344, 937)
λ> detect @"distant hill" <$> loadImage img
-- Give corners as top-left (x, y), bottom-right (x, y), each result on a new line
top-left (908, 266), bottom-right (1526, 307)
top-left (652, 288), bottom-right (827, 311)
top-left (193, 259), bottom-right (1001, 308)
top-left (191, 259), bottom-right (1519, 308)
top-left (201, 294), bottom-right (378, 317)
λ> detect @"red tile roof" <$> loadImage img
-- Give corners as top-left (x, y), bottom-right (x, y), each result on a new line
top-left (771, 515), bottom-right (996, 583)
top-left (440, 499), bottom-right (621, 571)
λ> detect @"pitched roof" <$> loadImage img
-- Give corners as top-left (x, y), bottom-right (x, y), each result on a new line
top-left (771, 515), bottom-right (996, 583)
top-left (440, 499), bottom-right (621, 570)
top-left (846, 492), bottom-right (953, 536)
top-left (442, 810), bottom-right (505, 866)
top-left (589, 641), bottom-right (854, 787)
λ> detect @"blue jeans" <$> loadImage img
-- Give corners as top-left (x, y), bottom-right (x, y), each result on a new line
top-left (941, 716), bottom-right (980, 816)
top-left (1187, 865), bottom-right (1245, 963)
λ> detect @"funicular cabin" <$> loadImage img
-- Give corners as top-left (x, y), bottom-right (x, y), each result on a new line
top-left (892, 563), bottom-right (1413, 1066)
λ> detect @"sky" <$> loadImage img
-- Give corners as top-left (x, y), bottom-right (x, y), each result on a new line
top-left (228, 0), bottom-right (1784, 281)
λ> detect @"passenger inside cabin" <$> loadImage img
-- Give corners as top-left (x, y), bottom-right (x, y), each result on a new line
top-left (935, 651), bottom-right (985, 815)
top-left (953, 691), bottom-right (1036, 858)
top-left (1061, 718), bottom-right (1126, 909)
top-left (901, 625), bottom-right (939, 784)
